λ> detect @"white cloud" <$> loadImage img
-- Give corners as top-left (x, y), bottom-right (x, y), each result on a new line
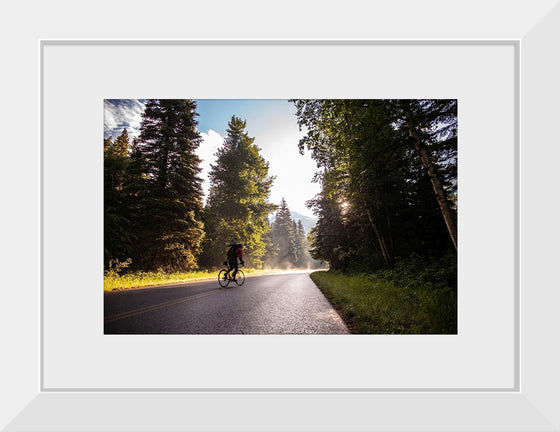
top-left (197, 129), bottom-right (224, 203)
top-left (103, 99), bottom-right (145, 140)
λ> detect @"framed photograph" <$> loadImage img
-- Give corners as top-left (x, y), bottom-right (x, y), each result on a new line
top-left (2, 1), bottom-right (559, 430)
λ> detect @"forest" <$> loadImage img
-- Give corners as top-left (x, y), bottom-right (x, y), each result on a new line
top-left (104, 99), bottom-right (457, 286)
top-left (104, 100), bottom-right (315, 275)
top-left (292, 99), bottom-right (457, 333)
top-left (292, 99), bottom-right (457, 273)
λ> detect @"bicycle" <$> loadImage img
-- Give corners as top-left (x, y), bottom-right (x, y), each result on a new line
top-left (218, 262), bottom-right (245, 288)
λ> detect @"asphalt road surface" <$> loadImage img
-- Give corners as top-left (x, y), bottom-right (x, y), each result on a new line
top-left (104, 270), bottom-right (349, 334)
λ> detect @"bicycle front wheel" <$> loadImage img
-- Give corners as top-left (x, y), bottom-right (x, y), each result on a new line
top-left (235, 270), bottom-right (245, 286)
top-left (218, 269), bottom-right (229, 287)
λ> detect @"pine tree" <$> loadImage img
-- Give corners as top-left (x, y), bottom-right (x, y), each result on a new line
top-left (127, 99), bottom-right (205, 272)
top-left (263, 220), bottom-right (278, 268)
top-left (104, 137), bottom-right (113, 153)
top-left (104, 130), bottom-right (132, 267)
top-left (270, 198), bottom-right (297, 267)
top-left (294, 219), bottom-right (309, 268)
top-left (201, 116), bottom-right (276, 268)
top-left (113, 128), bottom-right (129, 157)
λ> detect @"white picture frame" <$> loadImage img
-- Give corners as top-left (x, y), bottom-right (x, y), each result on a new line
top-left (2, 1), bottom-right (559, 430)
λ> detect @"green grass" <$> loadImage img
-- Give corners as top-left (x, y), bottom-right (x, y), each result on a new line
top-left (104, 268), bottom-right (293, 291)
top-left (104, 269), bottom-right (215, 291)
top-left (310, 271), bottom-right (457, 334)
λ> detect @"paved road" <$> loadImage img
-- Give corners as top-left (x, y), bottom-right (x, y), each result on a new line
top-left (104, 270), bottom-right (349, 334)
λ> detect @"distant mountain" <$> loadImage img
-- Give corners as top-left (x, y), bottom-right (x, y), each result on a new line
top-left (270, 211), bottom-right (317, 233)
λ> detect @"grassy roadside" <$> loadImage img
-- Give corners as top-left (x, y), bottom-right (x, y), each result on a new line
top-left (104, 268), bottom-right (291, 291)
top-left (310, 271), bottom-right (457, 334)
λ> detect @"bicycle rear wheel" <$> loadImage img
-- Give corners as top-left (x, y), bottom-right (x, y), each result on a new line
top-left (235, 270), bottom-right (245, 286)
top-left (218, 269), bottom-right (230, 287)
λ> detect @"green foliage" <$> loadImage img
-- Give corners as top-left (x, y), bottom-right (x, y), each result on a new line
top-left (104, 130), bottom-right (133, 267)
top-left (105, 258), bottom-right (133, 276)
top-left (266, 199), bottom-right (316, 268)
top-left (292, 99), bottom-right (457, 272)
top-left (294, 220), bottom-right (310, 268)
top-left (113, 128), bottom-right (130, 157)
top-left (200, 116), bottom-right (276, 269)
top-left (104, 268), bottom-right (214, 291)
top-left (124, 100), bottom-right (205, 272)
top-left (311, 259), bottom-right (456, 334)
top-left (104, 99), bottom-right (457, 289)
top-left (269, 198), bottom-right (297, 267)
top-left (104, 267), bottom-right (296, 291)
top-left (375, 252), bottom-right (457, 292)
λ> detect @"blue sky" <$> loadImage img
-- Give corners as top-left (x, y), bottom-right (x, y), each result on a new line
top-left (104, 99), bottom-right (320, 217)
top-left (196, 100), bottom-right (289, 136)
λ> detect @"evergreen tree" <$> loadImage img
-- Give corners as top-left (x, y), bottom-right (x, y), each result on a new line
top-left (113, 128), bottom-right (129, 157)
top-left (305, 170), bottom-right (352, 270)
top-left (270, 198), bottom-right (297, 267)
top-left (104, 130), bottom-right (132, 267)
top-left (127, 99), bottom-right (205, 271)
top-left (104, 136), bottom-right (113, 153)
top-left (201, 116), bottom-right (276, 268)
top-left (294, 219), bottom-right (309, 268)
top-left (262, 219), bottom-right (278, 268)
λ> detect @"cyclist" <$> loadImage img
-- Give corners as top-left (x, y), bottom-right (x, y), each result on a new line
top-left (226, 240), bottom-right (245, 280)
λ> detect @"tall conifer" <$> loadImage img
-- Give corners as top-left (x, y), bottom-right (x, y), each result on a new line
top-left (270, 198), bottom-right (297, 267)
top-left (129, 99), bottom-right (205, 271)
top-left (104, 130), bottom-right (132, 267)
top-left (201, 116), bottom-right (276, 268)
top-left (294, 219), bottom-right (309, 268)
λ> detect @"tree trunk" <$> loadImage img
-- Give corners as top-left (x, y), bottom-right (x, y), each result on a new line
top-left (385, 207), bottom-right (394, 253)
top-left (405, 109), bottom-right (458, 250)
top-left (365, 205), bottom-right (392, 267)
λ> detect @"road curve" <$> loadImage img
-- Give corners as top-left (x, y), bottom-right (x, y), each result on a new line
top-left (104, 270), bottom-right (349, 334)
